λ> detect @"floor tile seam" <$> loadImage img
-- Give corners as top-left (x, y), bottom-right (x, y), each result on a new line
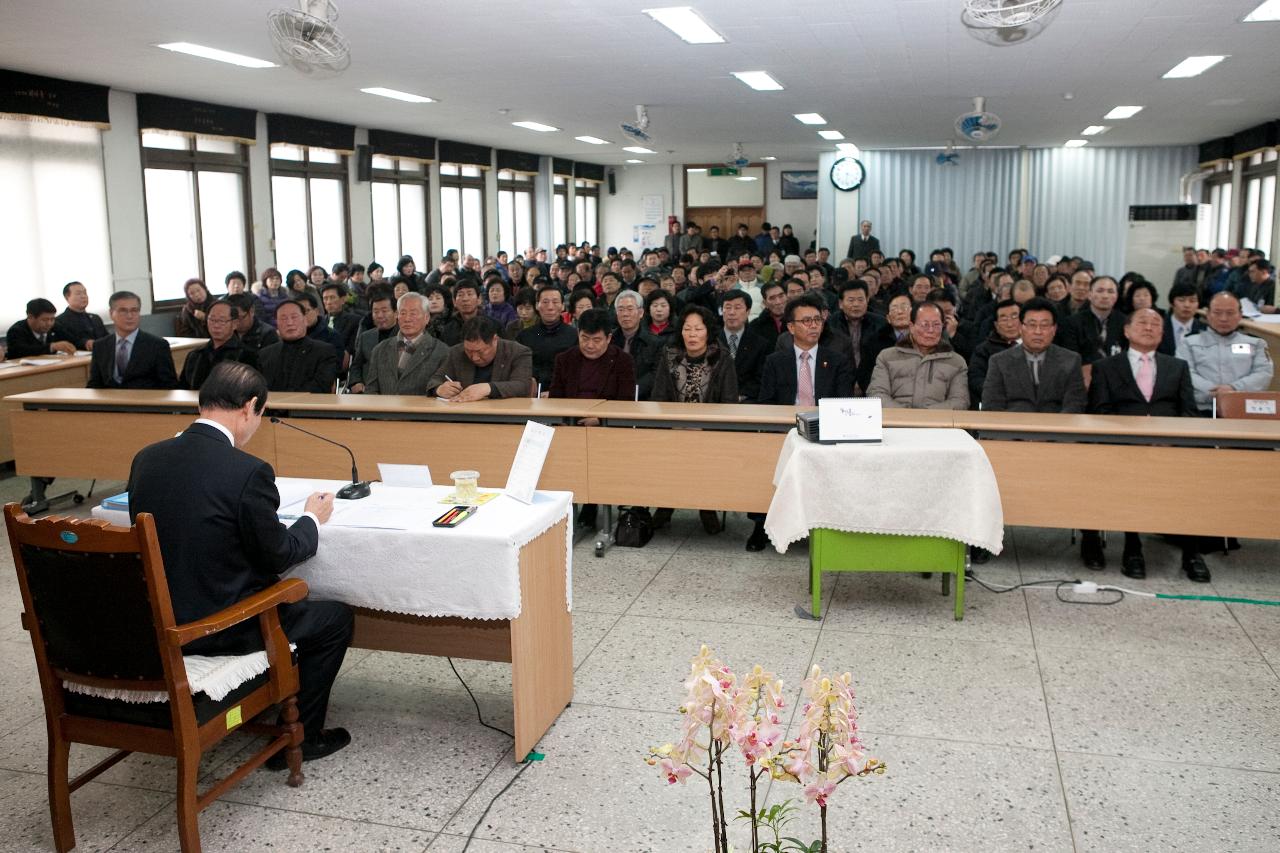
top-left (1051, 747), bottom-right (1280, 776)
top-left (1021, 586), bottom-right (1080, 853)
top-left (103, 789), bottom-right (179, 852)
top-left (615, 536), bottom-right (688, 619)
top-left (1029, 641), bottom-right (1279, 670)
top-left (212, 787), bottom-right (474, 834)
top-left (0, 712), bottom-right (44, 741)
top-left (816, 623), bottom-right (1036, 649)
top-left (605, 610), bottom-right (825, 632)
top-left (432, 828), bottom-right (583, 852)
top-left (571, 612), bottom-right (625, 675)
top-left (1217, 594), bottom-right (1280, 683)
top-left (430, 740), bottom-right (526, 846)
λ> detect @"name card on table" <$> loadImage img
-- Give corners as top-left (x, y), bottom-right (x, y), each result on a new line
top-left (1245, 398), bottom-right (1277, 415)
top-left (504, 420), bottom-right (555, 504)
top-left (817, 397), bottom-right (883, 444)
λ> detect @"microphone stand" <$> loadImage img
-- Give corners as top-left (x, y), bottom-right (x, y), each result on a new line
top-left (269, 417), bottom-right (372, 500)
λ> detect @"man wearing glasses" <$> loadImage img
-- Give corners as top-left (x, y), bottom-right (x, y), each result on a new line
top-left (866, 300), bottom-right (968, 409)
top-left (980, 298), bottom-right (1086, 414)
top-left (87, 291), bottom-right (177, 390)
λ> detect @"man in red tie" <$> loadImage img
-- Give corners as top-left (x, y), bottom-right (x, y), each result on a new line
top-left (1083, 308), bottom-right (1203, 580)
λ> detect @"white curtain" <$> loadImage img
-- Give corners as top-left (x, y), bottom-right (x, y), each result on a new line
top-left (858, 148), bottom-right (1023, 265)
top-left (0, 118), bottom-right (113, 326)
top-left (1026, 146), bottom-right (1198, 277)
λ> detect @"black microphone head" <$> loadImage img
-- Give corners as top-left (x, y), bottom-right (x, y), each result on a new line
top-left (270, 416), bottom-right (282, 423)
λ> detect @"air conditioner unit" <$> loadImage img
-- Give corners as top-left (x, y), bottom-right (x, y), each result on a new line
top-left (1124, 204), bottom-right (1210, 302)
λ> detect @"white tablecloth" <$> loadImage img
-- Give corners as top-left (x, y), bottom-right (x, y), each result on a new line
top-left (95, 479), bottom-right (574, 621)
top-left (765, 429), bottom-right (1004, 554)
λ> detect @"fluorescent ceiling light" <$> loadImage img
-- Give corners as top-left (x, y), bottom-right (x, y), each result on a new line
top-left (361, 87), bottom-right (434, 103)
top-left (155, 42), bottom-right (277, 68)
top-left (625, 159), bottom-right (645, 163)
top-left (1163, 55), bottom-right (1228, 78)
top-left (1244, 0), bottom-right (1280, 22)
top-left (761, 155), bottom-right (777, 161)
top-left (512, 121), bottom-right (558, 132)
top-left (836, 143), bottom-right (858, 153)
top-left (1064, 139), bottom-right (1088, 148)
top-left (735, 176), bottom-right (758, 181)
top-left (732, 71), bottom-right (783, 91)
top-left (574, 136), bottom-right (610, 145)
top-left (1082, 125), bottom-right (1109, 136)
top-left (818, 130), bottom-right (845, 140)
top-left (794, 113), bottom-right (826, 125)
top-left (1104, 105), bottom-right (1144, 119)
top-left (623, 146), bottom-right (656, 154)
top-left (643, 7), bottom-right (725, 44)
top-left (687, 168), bottom-right (707, 173)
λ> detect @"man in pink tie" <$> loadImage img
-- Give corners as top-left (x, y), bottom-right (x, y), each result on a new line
top-left (1083, 308), bottom-right (1203, 581)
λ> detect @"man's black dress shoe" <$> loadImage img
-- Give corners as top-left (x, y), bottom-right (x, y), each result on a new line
top-left (1183, 554), bottom-right (1211, 583)
top-left (745, 524), bottom-right (769, 552)
top-left (1120, 552), bottom-right (1146, 579)
top-left (970, 547), bottom-right (990, 565)
top-left (265, 727), bottom-right (351, 770)
top-left (1081, 544), bottom-right (1106, 571)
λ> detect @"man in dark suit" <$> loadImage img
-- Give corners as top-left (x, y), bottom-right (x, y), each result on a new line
top-left (87, 291), bottom-right (178, 389)
top-left (257, 300), bottom-right (339, 393)
top-left (1055, 275), bottom-right (1126, 369)
top-left (747, 280), bottom-right (788, 350)
top-left (846, 220), bottom-right (881, 264)
top-left (53, 281), bottom-right (107, 351)
top-left (320, 283), bottom-right (364, 354)
top-left (608, 290), bottom-right (661, 400)
top-left (364, 292), bottom-right (449, 395)
top-left (828, 280), bottom-right (888, 396)
top-left (718, 290), bottom-right (768, 401)
top-left (517, 287), bottom-right (578, 393)
top-left (1085, 308), bottom-right (1205, 581)
top-left (179, 300), bottom-right (257, 390)
top-left (1159, 281), bottom-right (1208, 356)
top-left (128, 362), bottom-right (352, 766)
top-left (431, 316), bottom-right (533, 401)
top-left (750, 292), bottom-right (853, 551)
top-left (982, 298), bottom-right (1086, 414)
top-left (346, 291), bottom-right (397, 393)
top-left (6, 298), bottom-right (76, 359)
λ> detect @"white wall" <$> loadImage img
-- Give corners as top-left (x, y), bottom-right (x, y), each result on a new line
top-left (100, 91), bottom-right (152, 313)
top-left (765, 161), bottom-right (819, 252)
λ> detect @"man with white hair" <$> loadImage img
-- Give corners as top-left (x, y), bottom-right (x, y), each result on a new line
top-left (846, 220), bottom-right (880, 263)
top-left (608, 289), bottom-right (660, 399)
top-left (364, 292), bottom-right (449, 395)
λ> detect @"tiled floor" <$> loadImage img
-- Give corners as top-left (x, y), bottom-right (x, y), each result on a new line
top-left (0, 475), bottom-right (1278, 852)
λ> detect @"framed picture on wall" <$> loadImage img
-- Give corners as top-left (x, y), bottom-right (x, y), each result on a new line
top-left (780, 170), bottom-right (818, 200)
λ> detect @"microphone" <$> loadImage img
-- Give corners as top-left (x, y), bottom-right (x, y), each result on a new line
top-left (269, 417), bottom-right (372, 500)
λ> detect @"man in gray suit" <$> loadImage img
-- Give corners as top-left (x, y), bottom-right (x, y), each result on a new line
top-left (346, 290), bottom-right (397, 393)
top-left (981, 298), bottom-right (1086, 414)
top-left (431, 316), bottom-right (534, 401)
top-left (364, 292), bottom-right (449, 395)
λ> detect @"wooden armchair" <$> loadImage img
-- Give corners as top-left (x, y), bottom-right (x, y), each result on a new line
top-left (3, 504), bottom-right (308, 853)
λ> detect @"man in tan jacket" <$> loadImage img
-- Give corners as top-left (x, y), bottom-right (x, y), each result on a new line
top-left (866, 301), bottom-right (969, 409)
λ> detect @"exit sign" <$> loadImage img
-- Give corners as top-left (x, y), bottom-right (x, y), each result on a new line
top-left (708, 167), bottom-right (740, 177)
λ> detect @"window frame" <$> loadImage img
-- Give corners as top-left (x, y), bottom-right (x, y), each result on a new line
top-left (371, 156), bottom-right (432, 267)
top-left (140, 133), bottom-right (254, 308)
top-left (553, 175), bottom-right (569, 249)
top-left (1239, 150), bottom-right (1278, 256)
top-left (496, 169), bottom-right (537, 258)
top-left (268, 144), bottom-right (352, 273)
top-left (438, 163), bottom-right (487, 259)
top-left (573, 178), bottom-right (600, 247)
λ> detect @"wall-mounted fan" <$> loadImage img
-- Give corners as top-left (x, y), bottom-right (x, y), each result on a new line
top-left (620, 105), bottom-right (653, 144)
top-left (268, 0), bottom-right (351, 75)
top-left (936, 143), bottom-right (960, 166)
top-left (725, 143), bottom-right (749, 169)
top-left (954, 97), bottom-right (1002, 143)
top-left (962, 0), bottom-right (1064, 46)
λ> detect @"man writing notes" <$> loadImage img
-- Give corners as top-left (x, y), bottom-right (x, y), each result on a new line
top-left (431, 316), bottom-right (534, 401)
top-left (128, 362), bottom-right (353, 767)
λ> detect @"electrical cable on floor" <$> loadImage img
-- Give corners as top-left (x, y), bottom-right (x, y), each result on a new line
top-left (447, 656), bottom-right (514, 739)
top-left (968, 573), bottom-right (1280, 608)
top-left (461, 760), bottom-right (533, 853)
top-left (966, 573), bottom-right (1077, 594)
top-left (1054, 581), bottom-right (1124, 606)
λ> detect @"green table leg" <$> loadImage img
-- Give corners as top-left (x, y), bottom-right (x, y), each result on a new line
top-left (807, 530), bottom-right (966, 621)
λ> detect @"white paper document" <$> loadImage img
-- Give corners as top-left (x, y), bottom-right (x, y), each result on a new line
top-left (818, 397), bottom-right (883, 443)
top-left (19, 358), bottom-right (61, 366)
top-left (504, 420), bottom-right (555, 504)
top-left (377, 463), bottom-right (433, 488)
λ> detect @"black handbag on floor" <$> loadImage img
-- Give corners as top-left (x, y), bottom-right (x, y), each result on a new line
top-left (613, 507), bottom-right (654, 548)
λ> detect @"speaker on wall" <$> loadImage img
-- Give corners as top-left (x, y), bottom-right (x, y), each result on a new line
top-left (607, 169), bottom-right (617, 196)
top-left (355, 144), bottom-right (372, 182)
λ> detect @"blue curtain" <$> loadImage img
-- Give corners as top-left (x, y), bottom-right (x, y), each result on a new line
top-left (858, 148), bottom-right (1022, 266)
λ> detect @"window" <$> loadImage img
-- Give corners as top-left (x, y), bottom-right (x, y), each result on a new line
top-left (574, 178), bottom-right (599, 246)
top-left (553, 176), bottom-right (568, 249)
top-left (496, 170), bottom-right (535, 257)
top-left (140, 131), bottom-right (252, 303)
top-left (1203, 163), bottom-right (1233, 250)
top-left (270, 145), bottom-right (350, 274)
top-left (371, 156), bottom-right (430, 269)
top-left (1240, 149), bottom-right (1277, 256)
top-left (439, 164), bottom-right (485, 260)
top-left (0, 118), bottom-right (112, 321)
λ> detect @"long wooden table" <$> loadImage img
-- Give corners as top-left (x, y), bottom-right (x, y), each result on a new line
top-left (7, 390), bottom-right (1280, 539)
top-left (0, 338), bottom-right (205, 465)
top-left (1239, 317), bottom-right (1280, 392)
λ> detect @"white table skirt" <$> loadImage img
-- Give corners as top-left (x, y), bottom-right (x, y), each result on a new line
top-left (765, 429), bottom-right (1005, 555)
top-left (94, 479), bottom-right (574, 621)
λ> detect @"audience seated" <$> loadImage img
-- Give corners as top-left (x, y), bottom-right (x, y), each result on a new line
top-left (518, 286), bottom-right (578, 393)
top-left (1084, 308), bottom-right (1202, 581)
top-left (1160, 282), bottom-right (1208, 355)
top-left (967, 298), bottom-right (1022, 408)
top-left (320, 282), bottom-right (363, 354)
top-left (225, 292), bottom-right (279, 357)
top-left (88, 291), bottom-right (177, 390)
top-left (254, 268), bottom-right (292, 329)
top-left (6, 298), bottom-right (75, 359)
top-left (431, 316), bottom-right (533, 402)
top-left (1177, 291), bottom-right (1274, 414)
top-left (747, 280), bottom-right (788, 349)
top-left (549, 308), bottom-right (636, 401)
top-left (364, 293), bottom-right (448, 396)
top-left (347, 289), bottom-right (397, 394)
top-left (52, 281), bottom-right (106, 351)
top-left (718, 290), bottom-right (768, 402)
top-left (257, 300), bottom-right (339, 393)
top-left (608, 289), bottom-right (660, 400)
top-left (1058, 274), bottom-right (1126, 370)
top-left (867, 301), bottom-right (968, 409)
top-left (981, 298), bottom-right (1086, 414)
top-left (175, 278), bottom-right (214, 338)
top-left (828, 280), bottom-right (887, 396)
top-left (179, 300), bottom-right (256, 390)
